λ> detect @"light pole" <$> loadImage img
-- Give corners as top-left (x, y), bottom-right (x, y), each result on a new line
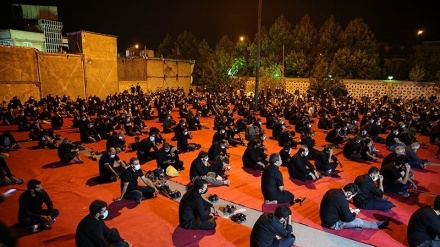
top-left (254, 0), bottom-right (262, 111)
top-left (416, 30), bottom-right (423, 45)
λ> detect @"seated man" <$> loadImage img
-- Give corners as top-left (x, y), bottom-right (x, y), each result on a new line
top-left (208, 139), bottom-right (228, 161)
top-left (80, 122), bottom-right (101, 143)
top-left (242, 140), bottom-right (267, 170)
top-left (0, 131), bottom-right (21, 152)
top-left (177, 128), bottom-right (200, 152)
top-left (288, 145), bottom-right (320, 181)
top-left (0, 153), bottom-right (25, 186)
top-left (381, 155), bottom-right (417, 197)
top-left (114, 158), bottom-right (157, 204)
top-left (385, 128), bottom-right (406, 151)
top-left (189, 151), bottom-right (230, 186)
top-left (343, 136), bottom-right (363, 160)
top-left (315, 145), bottom-right (341, 177)
top-left (361, 138), bottom-right (379, 162)
top-left (325, 126), bottom-right (345, 147)
top-left (157, 143), bottom-right (184, 171)
top-left (179, 179), bottom-right (216, 230)
top-left (136, 134), bottom-right (158, 163)
top-left (320, 183), bottom-right (389, 230)
top-left (405, 142), bottom-right (428, 169)
top-left (18, 179), bottom-right (60, 232)
top-left (279, 144), bottom-right (292, 167)
top-left (250, 205), bottom-right (296, 247)
top-left (57, 138), bottom-right (83, 164)
top-left (353, 167), bottom-right (394, 211)
top-left (98, 148), bottom-right (127, 183)
top-left (262, 153), bottom-right (305, 205)
top-left (407, 195), bottom-right (440, 247)
top-left (76, 200), bottom-right (131, 247)
top-left (208, 156), bottom-right (231, 184)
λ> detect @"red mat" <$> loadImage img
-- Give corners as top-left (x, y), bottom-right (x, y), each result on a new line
top-left (1, 111), bottom-right (438, 247)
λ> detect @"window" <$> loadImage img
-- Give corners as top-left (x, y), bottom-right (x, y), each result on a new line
top-left (23, 42), bottom-right (33, 47)
top-left (0, 40), bottom-right (12, 46)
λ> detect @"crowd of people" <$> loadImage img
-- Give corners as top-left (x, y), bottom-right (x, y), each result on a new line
top-left (0, 85), bottom-right (439, 247)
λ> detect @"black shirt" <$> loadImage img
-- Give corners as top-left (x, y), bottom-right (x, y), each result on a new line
top-left (18, 189), bottom-right (54, 219)
top-left (250, 213), bottom-right (293, 247)
top-left (178, 188), bottom-right (213, 228)
top-left (242, 147), bottom-right (260, 170)
top-left (189, 158), bottom-right (208, 180)
top-left (99, 153), bottom-right (121, 178)
top-left (407, 207), bottom-right (440, 247)
top-left (319, 189), bottom-right (355, 228)
top-left (261, 165), bottom-right (283, 201)
top-left (353, 174), bottom-right (383, 208)
top-left (121, 168), bottom-right (143, 194)
top-left (380, 163), bottom-right (402, 189)
top-left (75, 214), bottom-right (124, 247)
top-left (288, 153), bottom-right (315, 178)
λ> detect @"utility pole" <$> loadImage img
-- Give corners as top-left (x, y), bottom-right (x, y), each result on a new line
top-left (254, 0), bottom-right (262, 111)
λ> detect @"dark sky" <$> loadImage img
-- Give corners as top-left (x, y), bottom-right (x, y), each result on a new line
top-left (1, 0), bottom-right (439, 52)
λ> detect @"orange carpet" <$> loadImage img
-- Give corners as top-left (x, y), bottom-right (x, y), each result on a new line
top-left (0, 110), bottom-right (438, 247)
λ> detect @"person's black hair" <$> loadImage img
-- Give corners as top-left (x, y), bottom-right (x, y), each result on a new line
top-left (364, 138), bottom-right (372, 145)
top-left (368, 166), bottom-right (380, 175)
top-left (27, 179), bottom-right (41, 190)
top-left (274, 205), bottom-right (291, 219)
top-left (89, 200), bottom-right (107, 215)
top-left (395, 155), bottom-right (409, 166)
top-left (434, 195), bottom-right (440, 210)
top-left (193, 178), bottom-right (207, 191)
top-left (283, 144), bottom-right (291, 150)
top-left (269, 153), bottom-right (281, 164)
top-left (343, 183), bottom-right (360, 195)
top-left (324, 145), bottom-right (332, 152)
top-left (197, 151), bottom-right (208, 159)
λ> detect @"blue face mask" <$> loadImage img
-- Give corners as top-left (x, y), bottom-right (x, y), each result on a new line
top-left (100, 210), bottom-right (108, 220)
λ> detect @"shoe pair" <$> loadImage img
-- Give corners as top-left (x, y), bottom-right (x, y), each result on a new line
top-left (208, 194), bottom-right (219, 203)
top-left (223, 205), bottom-right (236, 215)
top-left (231, 213), bottom-right (246, 224)
top-left (398, 191), bottom-right (410, 198)
top-left (293, 197), bottom-right (306, 206)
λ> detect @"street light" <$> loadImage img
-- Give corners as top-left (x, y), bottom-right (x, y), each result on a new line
top-left (416, 30), bottom-right (423, 44)
top-left (239, 36), bottom-right (245, 42)
top-left (254, 0), bottom-right (262, 111)
top-left (388, 76), bottom-right (393, 80)
top-left (134, 44), bottom-right (139, 49)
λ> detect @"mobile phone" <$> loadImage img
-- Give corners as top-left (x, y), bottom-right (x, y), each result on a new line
top-left (4, 189), bottom-right (17, 195)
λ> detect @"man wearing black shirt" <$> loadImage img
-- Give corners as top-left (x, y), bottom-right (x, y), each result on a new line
top-left (18, 179), bottom-right (59, 232)
top-left (156, 143), bottom-right (183, 171)
top-left (343, 136), bottom-right (363, 160)
top-left (320, 183), bottom-right (388, 230)
top-left (179, 179), bottom-right (216, 230)
top-left (380, 155), bottom-right (416, 197)
top-left (288, 145), bottom-right (320, 181)
top-left (353, 167), bottom-right (394, 211)
top-left (189, 151), bottom-right (229, 186)
top-left (58, 138), bottom-right (83, 164)
top-left (386, 128), bottom-right (406, 151)
top-left (242, 140), bottom-right (266, 170)
top-left (250, 205), bottom-right (295, 247)
top-left (98, 148), bottom-right (127, 183)
top-left (114, 158), bottom-right (157, 204)
top-left (407, 195), bottom-right (440, 247)
top-left (315, 145), bottom-right (341, 177)
top-left (76, 200), bottom-right (131, 247)
top-left (262, 154), bottom-right (305, 205)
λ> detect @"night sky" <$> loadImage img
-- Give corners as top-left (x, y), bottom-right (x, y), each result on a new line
top-left (1, 0), bottom-right (439, 52)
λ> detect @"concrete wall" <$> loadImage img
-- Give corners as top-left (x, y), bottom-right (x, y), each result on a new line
top-left (118, 58), bottom-right (193, 93)
top-left (80, 32), bottom-right (118, 98)
top-left (0, 45), bottom-right (40, 101)
top-left (37, 52), bottom-right (86, 99)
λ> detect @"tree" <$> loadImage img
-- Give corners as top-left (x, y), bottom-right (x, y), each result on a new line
top-left (265, 15), bottom-right (294, 72)
top-left (175, 31), bottom-right (199, 60)
top-left (409, 65), bottom-right (426, 82)
top-left (157, 34), bottom-right (175, 58)
top-left (316, 15), bottom-right (343, 58)
top-left (290, 14), bottom-right (318, 77)
top-left (332, 18), bottom-right (380, 79)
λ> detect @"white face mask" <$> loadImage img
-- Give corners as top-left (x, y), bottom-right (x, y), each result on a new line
top-left (346, 195), bottom-right (354, 201)
top-left (372, 175), bottom-right (378, 182)
top-left (304, 151), bottom-right (309, 156)
top-left (220, 130), bottom-right (225, 134)
top-left (110, 154), bottom-right (115, 158)
top-left (134, 164), bottom-right (141, 170)
top-left (100, 210), bottom-right (109, 220)
top-left (150, 137), bottom-right (155, 142)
